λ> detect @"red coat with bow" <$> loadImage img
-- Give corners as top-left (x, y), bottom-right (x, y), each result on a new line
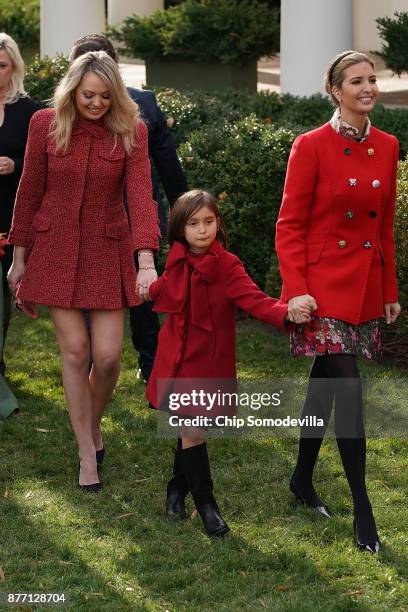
top-left (275, 123), bottom-right (399, 324)
top-left (9, 109), bottom-right (160, 309)
top-left (146, 239), bottom-right (288, 410)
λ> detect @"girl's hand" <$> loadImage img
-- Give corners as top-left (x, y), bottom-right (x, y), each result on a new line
top-left (136, 267), bottom-right (158, 302)
top-left (288, 294), bottom-right (317, 324)
top-left (0, 156), bottom-right (15, 176)
top-left (384, 302), bottom-right (401, 324)
top-left (287, 302), bottom-right (313, 324)
top-left (7, 260), bottom-right (26, 295)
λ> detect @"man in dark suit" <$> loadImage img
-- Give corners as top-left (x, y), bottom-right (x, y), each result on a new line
top-left (70, 34), bottom-right (187, 382)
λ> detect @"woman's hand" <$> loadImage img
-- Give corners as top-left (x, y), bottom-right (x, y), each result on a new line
top-left (7, 260), bottom-right (26, 295)
top-left (384, 302), bottom-right (401, 324)
top-left (136, 267), bottom-right (158, 302)
top-left (0, 156), bottom-right (15, 176)
top-left (288, 294), bottom-right (317, 324)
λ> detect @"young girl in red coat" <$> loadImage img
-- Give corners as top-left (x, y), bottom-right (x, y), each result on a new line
top-left (146, 189), bottom-right (312, 537)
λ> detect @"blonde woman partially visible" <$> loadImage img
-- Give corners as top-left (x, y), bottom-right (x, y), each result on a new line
top-left (0, 33), bottom-right (38, 376)
top-left (8, 51), bottom-right (161, 491)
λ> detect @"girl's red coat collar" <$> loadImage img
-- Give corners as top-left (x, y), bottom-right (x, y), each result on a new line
top-left (153, 239), bottom-right (225, 331)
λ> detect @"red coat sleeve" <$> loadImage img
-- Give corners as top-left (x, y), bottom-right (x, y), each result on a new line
top-left (275, 133), bottom-right (318, 299)
top-left (8, 111), bottom-right (48, 247)
top-left (381, 137), bottom-right (399, 303)
top-left (148, 272), bottom-right (167, 302)
top-left (226, 257), bottom-right (288, 331)
top-left (125, 120), bottom-right (161, 252)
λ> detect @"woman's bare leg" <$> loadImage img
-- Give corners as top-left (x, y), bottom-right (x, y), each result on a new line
top-left (50, 307), bottom-right (98, 486)
top-left (89, 309), bottom-right (124, 451)
top-left (180, 425), bottom-right (205, 448)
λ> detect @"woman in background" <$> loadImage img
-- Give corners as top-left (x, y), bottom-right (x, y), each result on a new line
top-left (0, 33), bottom-right (39, 373)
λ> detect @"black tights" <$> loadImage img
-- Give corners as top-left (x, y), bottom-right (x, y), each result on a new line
top-left (293, 354), bottom-right (372, 514)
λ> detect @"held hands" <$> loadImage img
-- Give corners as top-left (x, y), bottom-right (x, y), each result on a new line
top-left (287, 294), bottom-right (318, 324)
top-left (0, 156), bottom-right (15, 176)
top-left (384, 302), bottom-right (401, 324)
top-left (136, 250), bottom-right (157, 301)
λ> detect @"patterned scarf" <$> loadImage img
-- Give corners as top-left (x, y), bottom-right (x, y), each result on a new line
top-left (330, 108), bottom-right (371, 142)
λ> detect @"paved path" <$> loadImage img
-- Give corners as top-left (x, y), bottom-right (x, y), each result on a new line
top-left (120, 57), bottom-right (408, 107)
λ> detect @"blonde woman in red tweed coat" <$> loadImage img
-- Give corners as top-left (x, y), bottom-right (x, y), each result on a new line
top-left (8, 52), bottom-right (161, 492)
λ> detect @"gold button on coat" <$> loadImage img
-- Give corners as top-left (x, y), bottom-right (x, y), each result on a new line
top-left (338, 240), bottom-right (347, 249)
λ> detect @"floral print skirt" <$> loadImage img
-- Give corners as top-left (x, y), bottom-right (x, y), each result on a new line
top-left (290, 317), bottom-right (381, 360)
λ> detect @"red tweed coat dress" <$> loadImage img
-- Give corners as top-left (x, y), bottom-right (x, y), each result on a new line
top-left (9, 109), bottom-right (161, 309)
top-left (146, 239), bottom-right (288, 412)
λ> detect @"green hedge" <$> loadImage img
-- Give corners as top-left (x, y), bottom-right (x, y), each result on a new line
top-left (108, 0), bottom-right (280, 64)
top-left (24, 54), bottom-right (69, 106)
top-left (0, 0), bottom-right (39, 49)
top-left (155, 89), bottom-right (408, 158)
top-left (381, 159), bottom-right (408, 363)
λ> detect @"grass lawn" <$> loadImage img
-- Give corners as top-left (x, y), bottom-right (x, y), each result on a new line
top-left (0, 309), bottom-right (407, 611)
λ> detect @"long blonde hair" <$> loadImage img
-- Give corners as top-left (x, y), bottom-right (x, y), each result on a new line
top-left (51, 51), bottom-right (139, 152)
top-left (0, 32), bottom-right (26, 104)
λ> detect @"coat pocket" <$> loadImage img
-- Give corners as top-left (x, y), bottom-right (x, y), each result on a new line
top-left (306, 241), bottom-right (326, 264)
top-left (32, 212), bottom-right (51, 232)
top-left (105, 219), bottom-right (130, 240)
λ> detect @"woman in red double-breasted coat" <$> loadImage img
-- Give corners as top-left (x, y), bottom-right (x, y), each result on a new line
top-left (145, 189), bottom-right (307, 539)
top-left (275, 51), bottom-right (401, 554)
top-left (8, 52), bottom-right (160, 492)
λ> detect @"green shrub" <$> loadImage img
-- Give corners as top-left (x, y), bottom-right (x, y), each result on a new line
top-left (380, 159), bottom-right (408, 363)
top-left (108, 0), bottom-right (280, 64)
top-left (24, 54), bottom-right (69, 106)
top-left (377, 11), bottom-right (408, 76)
top-left (394, 159), bottom-right (408, 304)
top-left (371, 105), bottom-right (408, 160)
top-left (156, 88), bottom-right (408, 157)
top-left (0, 0), bottom-right (39, 49)
top-left (179, 115), bottom-right (298, 287)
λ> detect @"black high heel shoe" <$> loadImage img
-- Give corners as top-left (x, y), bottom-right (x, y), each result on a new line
top-left (353, 510), bottom-right (380, 554)
top-left (290, 478), bottom-right (331, 518)
top-left (78, 462), bottom-right (102, 494)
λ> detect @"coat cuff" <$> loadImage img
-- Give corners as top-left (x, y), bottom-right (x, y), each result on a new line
top-left (8, 227), bottom-right (32, 248)
top-left (276, 302), bottom-right (290, 332)
top-left (383, 290), bottom-right (398, 303)
top-left (281, 281), bottom-right (310, 302)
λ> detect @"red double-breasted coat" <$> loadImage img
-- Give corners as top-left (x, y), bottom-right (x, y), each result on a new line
top-left (9, 109), bottom-right (161, 309)
top-left (146, 239), bottom-right (288, 410)
top-left (275, 123), bottom-right (399, 324)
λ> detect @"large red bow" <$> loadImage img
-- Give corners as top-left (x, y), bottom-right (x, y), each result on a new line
top-left (153, 241), bottom-right (221, 331)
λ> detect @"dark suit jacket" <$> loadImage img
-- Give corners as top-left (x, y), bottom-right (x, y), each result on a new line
top-left (127, 88), bottom-right (187, 234)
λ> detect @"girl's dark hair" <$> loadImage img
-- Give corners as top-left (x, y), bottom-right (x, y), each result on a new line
top-left (168, 189), bottom-right (227, 247)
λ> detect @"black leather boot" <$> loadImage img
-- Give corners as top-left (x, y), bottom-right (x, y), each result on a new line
top-left (181, 442), bottom-right (229, 538)
top-left (166, 438), bottom-right (189, 520)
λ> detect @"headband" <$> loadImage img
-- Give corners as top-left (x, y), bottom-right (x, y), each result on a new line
top-left (328, 51), bottom-right (354, 87)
